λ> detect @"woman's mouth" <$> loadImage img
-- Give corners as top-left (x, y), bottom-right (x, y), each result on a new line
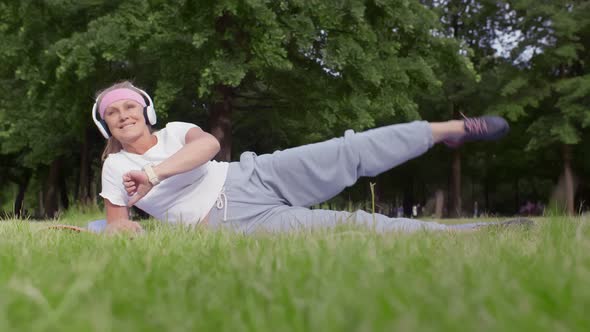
top-left (120, 122), bottom-right (136, 129)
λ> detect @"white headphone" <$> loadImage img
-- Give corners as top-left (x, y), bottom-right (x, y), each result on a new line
top-left (92, 86), bottom-right (157, 139)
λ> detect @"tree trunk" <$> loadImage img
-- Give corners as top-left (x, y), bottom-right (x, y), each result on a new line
top-left (13, 171), bottom-right (31, 218)
top-left (90, 172), bottom-right (98, 205)
top-left (38, 189), bottom-right (44, 218)
top-left (483, 174), bottom-right (489, 212)
top-left (563, 144), bottom-right (575, 215)
top-left (209, 11), bottom-right (236, 162)
top-left (43, 158), bottom-right (62, 218)
top-left (514, 178), bottom-right (520, 214)
top-left (434, 189), bottom-right (444, 218)
top-left (59, 166), bottom-right (69, 211)
top-left (77, 127), bottom-right (91, 204)
top-left (209, 84), bottom-right (233, 161)
top-left (449, 149), bottom-right (462, 217)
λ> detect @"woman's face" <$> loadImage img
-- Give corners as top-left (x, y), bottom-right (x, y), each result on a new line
top-left (103, 99), bottom-right (148, 143)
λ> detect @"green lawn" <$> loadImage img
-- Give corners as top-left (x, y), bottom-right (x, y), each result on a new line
top-left (0, 213), bottom-right (588, 331)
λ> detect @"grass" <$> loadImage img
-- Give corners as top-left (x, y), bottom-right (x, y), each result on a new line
top-left (1, 213), bottom-right (589, 331)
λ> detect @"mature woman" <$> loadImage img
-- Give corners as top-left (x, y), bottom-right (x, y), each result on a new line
top-left (94, 81), bottom-right (512, 234)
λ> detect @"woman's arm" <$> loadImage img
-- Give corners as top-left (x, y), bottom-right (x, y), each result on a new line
top-left (124, 127), bottom-right (220, 206)
top-left (154, 127), bottom-right (220, 181)
top-left (105, 198), bottom-right (142, 232)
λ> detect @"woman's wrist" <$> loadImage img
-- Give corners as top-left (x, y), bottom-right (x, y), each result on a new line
top-left (106, 218), bottom-right (133, 225)
top-left (152, 164), bottom-right (168, 182)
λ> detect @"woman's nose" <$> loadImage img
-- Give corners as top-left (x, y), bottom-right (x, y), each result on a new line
top-left (119, 111), bottom-right (130, 120)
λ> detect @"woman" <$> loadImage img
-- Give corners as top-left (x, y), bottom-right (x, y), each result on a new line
top-left (95, 81), bottom-right (513, 234)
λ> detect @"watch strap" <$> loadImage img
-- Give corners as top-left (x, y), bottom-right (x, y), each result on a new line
top-left (143, 164), bottom-right (161, 186)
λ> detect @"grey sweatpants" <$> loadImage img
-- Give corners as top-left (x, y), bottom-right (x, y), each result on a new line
top-left (207, 121), bottom-right (450, 234)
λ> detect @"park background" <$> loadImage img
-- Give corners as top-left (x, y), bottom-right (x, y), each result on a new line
top-left (1, 0), bottom-right (589, 220)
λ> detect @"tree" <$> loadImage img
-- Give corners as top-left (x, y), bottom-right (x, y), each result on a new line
top-left (420, 0), bottom-right (516, 216)
top-left (495, 0), bottom-right (590, 215)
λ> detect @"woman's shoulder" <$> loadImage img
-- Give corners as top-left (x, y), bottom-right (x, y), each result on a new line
top-left (162, 121), bottom-right (200, 132)
top-left (160, 122), bottom-right (201, 144)
top-left (102, 153), bottom-right (127, 173)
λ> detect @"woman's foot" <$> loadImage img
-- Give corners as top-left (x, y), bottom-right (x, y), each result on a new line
top-left (443, 115), bottom-right (510, 148)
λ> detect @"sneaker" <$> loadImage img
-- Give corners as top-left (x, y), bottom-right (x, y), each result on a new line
top-left (444, 114), bottom-right (510, 148)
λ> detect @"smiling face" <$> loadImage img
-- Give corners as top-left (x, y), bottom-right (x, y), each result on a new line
top-left (102, 99), bottom-right (150, 144)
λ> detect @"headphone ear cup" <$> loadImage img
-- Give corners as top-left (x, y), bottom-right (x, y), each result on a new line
top-left (142, 106), bottom-right (157, 125)
top-left (143, 107), bottom-right (150, 125)
top-left (146, 105), bottom-right (157, 125)
top-left (134, 86), bottom-right (157, 125)
top-left (100, 120), bottom-right (112, 138)
top-left (92, 101), bottom-right (111, 139)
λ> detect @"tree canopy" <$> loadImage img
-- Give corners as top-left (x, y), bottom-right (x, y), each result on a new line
top-left (1, 0), bottom-right (589, 217)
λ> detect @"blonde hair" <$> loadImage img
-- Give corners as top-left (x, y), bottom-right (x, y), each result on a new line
top-left (96, 81), bottom-right (152, 161)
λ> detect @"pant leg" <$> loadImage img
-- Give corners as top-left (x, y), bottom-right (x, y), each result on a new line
top-left (207, 121), bottom-right (433, 229)
top-left (245, 121), bottom-right (433, 207)
top-left (236, 206), bottom-right (449, 234)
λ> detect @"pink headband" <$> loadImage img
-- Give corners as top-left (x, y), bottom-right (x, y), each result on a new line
top-left (98, 88), bottom-right (146, 119)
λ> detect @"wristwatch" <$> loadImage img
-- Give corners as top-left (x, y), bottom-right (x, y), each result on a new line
top-left (142, 164), bottom-right (161, 186)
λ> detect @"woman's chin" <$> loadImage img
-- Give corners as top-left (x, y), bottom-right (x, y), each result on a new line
top-left (114, 131), bottom-right (142, 143)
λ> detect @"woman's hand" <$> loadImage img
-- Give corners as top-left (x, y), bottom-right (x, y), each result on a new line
top-left (123, 170), bottom-right (153, 206)
top-left (105, 219), bottom-right (143, 234)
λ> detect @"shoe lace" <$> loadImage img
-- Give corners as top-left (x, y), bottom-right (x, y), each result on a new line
top-left (461, 112), bottom-right (488, 135)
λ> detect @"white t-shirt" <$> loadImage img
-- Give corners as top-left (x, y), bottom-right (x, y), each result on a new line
top-left (99, 122), bottom-right (229, 225)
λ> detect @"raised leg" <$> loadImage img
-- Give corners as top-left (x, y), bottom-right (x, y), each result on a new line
top-left (248, 121), bottom-right (435, 207)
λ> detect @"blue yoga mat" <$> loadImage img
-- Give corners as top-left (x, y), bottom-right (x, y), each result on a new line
top-left (85, 219), bottom-right (531, 233)
top-left (87, 219), bottom-right (107, 233)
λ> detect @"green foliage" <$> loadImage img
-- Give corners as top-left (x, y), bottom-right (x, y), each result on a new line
top-left (2, 0), bottom-right (590, 215)
top-left (1, 0), bottom-right (460, 159)
top-left (497, 0), bottom-right (590, 150)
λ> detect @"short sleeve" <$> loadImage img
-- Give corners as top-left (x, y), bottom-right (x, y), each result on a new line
top-left (99, 157), bottom-right (128, 206)
top-left (165, 122), bottom-right (200, 145)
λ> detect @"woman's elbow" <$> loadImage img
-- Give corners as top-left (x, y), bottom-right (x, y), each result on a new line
top-left (209, 135), bottom-right (221, 156)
